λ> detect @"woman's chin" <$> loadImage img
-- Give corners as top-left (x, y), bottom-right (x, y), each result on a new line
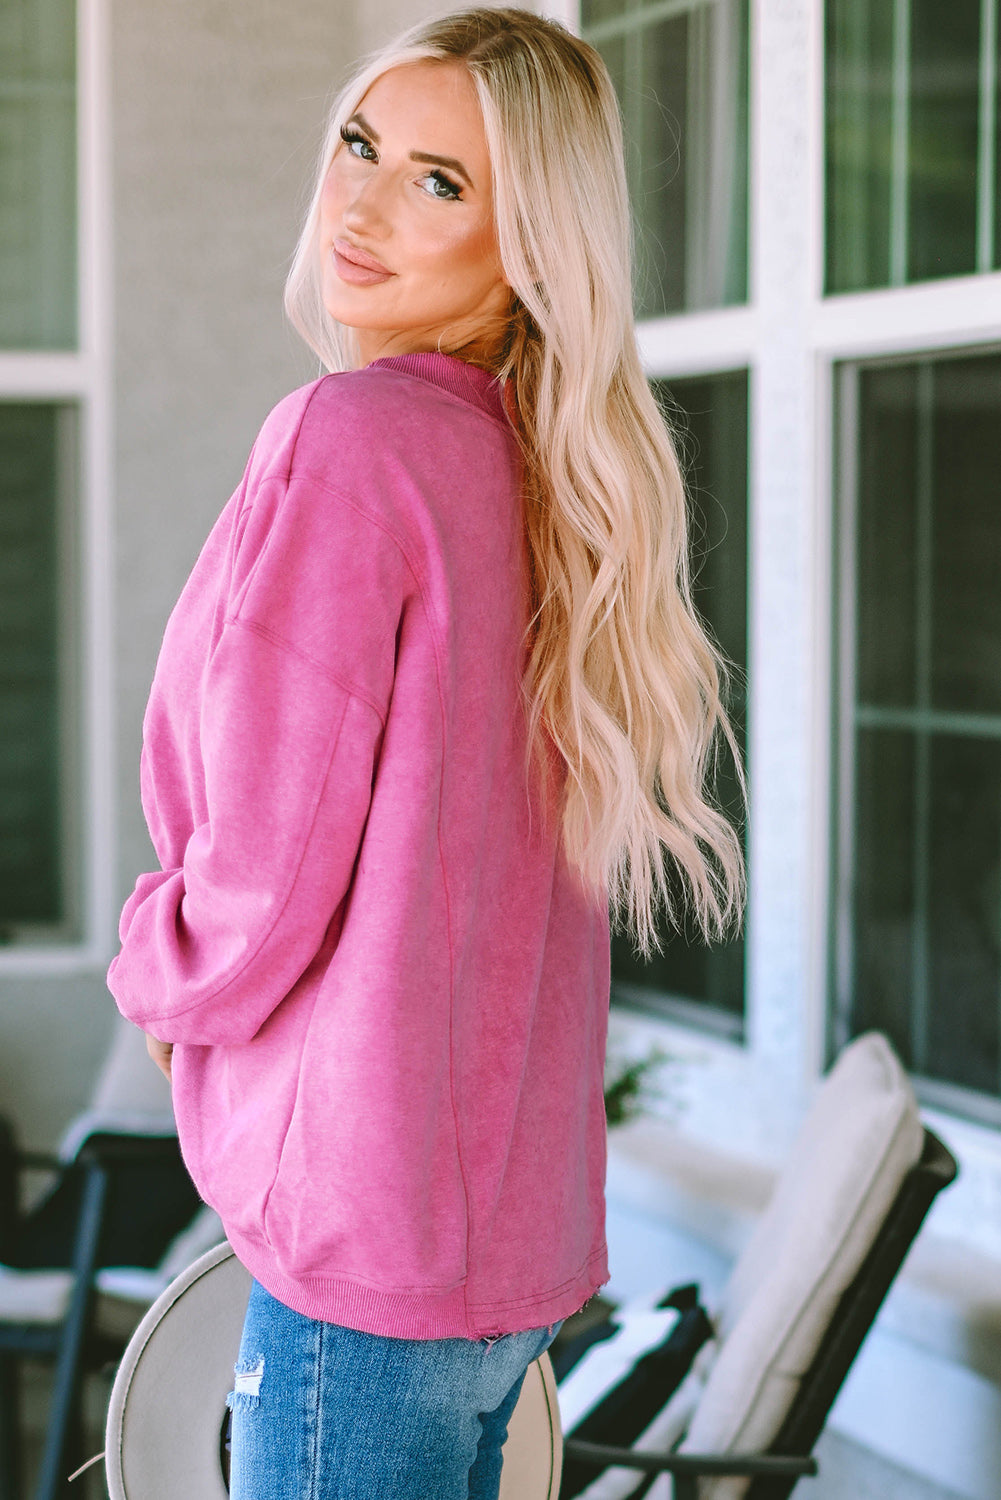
top-left (321, 295), bottom-right (383, 329)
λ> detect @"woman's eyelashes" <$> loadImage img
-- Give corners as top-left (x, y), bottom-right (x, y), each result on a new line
top-left (339, 126), bottom-right (377, 162)
top-left (337, 126), bottom-right (463, 201)
top-left (421, 169), bottom-right (463, 201)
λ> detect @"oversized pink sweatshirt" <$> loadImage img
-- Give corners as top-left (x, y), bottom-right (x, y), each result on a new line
top-left (107, 351), bottom-right (611, 1339)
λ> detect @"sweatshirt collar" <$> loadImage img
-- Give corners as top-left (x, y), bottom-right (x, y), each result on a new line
top-left (366, 350), bottom-right (511, 430)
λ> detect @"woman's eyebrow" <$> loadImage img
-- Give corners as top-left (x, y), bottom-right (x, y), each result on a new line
top-left (346, 111), bottom-right (475, 190)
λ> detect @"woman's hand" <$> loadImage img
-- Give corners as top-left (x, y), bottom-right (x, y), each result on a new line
top-left (145, 1032), bottom-right (174, 1084)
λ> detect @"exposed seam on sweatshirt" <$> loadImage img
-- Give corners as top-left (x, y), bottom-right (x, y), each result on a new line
top-left (285, 470), bottom-right (432, 609)
top-left (246, 380), bottom-right (434, 617)
top-left (470, 1244), bottom-right (610, 1312)
top-left (232, 1237), bottom-right (604, 1305)
top-left (224, 615), bottom-right (388, 727)
top-left (432, 627), bottom-right (472, 1334)
top-left (269, 383), bottom-right (494, 699)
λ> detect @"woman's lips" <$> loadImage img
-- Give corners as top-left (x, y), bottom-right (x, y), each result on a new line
top-left (333, 240), bottom-right (394, 285)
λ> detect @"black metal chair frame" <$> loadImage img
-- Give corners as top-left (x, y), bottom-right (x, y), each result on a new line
top-left (562, 1127), bottom-right (958, 1500)
top-left (0, 1131), bottom-right (186, 1500)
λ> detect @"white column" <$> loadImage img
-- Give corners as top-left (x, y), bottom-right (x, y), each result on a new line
top-left (744, 0), bottom-right (829, 1111)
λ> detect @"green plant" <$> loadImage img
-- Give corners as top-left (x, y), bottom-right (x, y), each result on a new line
top-left (603, 1043), bottom-right (673, 1127)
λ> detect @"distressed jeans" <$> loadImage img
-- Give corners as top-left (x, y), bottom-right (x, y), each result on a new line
top-left (226, 1278), bottom-right (563, 1500)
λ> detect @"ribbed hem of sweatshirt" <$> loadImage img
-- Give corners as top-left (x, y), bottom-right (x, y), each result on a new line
top-left (225, 1226), bottom-right (610, 1341)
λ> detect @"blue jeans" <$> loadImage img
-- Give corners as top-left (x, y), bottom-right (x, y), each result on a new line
top-left (226, 1279), bottom-right (563, 1499)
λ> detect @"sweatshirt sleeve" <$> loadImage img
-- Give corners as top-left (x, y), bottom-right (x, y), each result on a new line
top-left (107, 461), bottom-right (411, 1046)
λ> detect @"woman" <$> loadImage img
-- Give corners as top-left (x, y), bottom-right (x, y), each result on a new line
top-left (107, 8), bottom-right (744, 1497)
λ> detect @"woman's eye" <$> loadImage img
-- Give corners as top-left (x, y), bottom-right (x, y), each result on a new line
top-left (420, 171), bottom-right (462, 201)
top-left (339, 127), bottom-right (376, 161)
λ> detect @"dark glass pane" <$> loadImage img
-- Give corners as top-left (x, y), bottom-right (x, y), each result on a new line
top-left (581, 0), bottom-right (626, 29)
top-left (0, 0), bottom-right (77, 348)
top-left (0, 404), bottom-right (62, 924)
top-left (930, 354), bottom-right (1001, 714)
top-left (591, 0), bottom-right (748, 317)
top-left (908, 0), bottom-right (980, 281)
top-left (612, 372), bottom-right (748, 1020)
top-left (670, 374), bottom-right (749, 688)
top-left (634, 14), bottom-right (688, 319)
top-left (926, 736), bottom-right (1001, 1093)
top-left (856, 365), bottom-right (919, 706)
top-left (825, 0), bottom-right (895, 291)
top-left (850, 729), bottom-right (916, 1065)
top-left (825, 0), bottom-right (990, 290)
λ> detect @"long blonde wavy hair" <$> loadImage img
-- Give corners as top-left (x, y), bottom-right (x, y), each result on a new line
top-left (285, 6), bottom-right (745, 955)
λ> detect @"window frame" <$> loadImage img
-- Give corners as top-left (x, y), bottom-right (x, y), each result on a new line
top-left (0, 0), bottom-right (114, 966)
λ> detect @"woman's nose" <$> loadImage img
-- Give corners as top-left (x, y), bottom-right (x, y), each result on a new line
top-left (342, 172), bottom-right (393, 236)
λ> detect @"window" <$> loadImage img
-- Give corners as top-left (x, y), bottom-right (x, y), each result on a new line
top-left (826, 0), bottom-right (1000, 291)
top-left (0, 0), bottom-right (86, 945)
top-left (0, 403), bottom-right (77, 936)
top-left (833, 348), bottom-right (1001, 1121)
top-left (584, 0), bottom-right (752, 1031)
top-left (0, 0), bottom-right (77, 348)
top-left (611, 370), bottom-right (748, 1036)
top-left (582, 0), bottom-right (749, 317)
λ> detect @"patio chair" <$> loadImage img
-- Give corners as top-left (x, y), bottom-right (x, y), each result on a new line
top-left (555, 1031), bottom-right (958, 1499)
top-left (0, 1020), bottom-right (214, 1500)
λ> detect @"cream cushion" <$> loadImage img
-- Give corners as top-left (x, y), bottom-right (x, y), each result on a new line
top-left (676, 1032), bottom-right (924, 1500)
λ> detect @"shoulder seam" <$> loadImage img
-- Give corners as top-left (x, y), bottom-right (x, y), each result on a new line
top-left (284, 466), bottom-right (424, 590)
top-left (276, 471), bottom-right (450, 682)
top-left (277, 469), bottom-right (451, 713)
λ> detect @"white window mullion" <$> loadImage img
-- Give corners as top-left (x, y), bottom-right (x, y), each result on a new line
top-left (636, 305), bottom-right (758, 375)
top-left (0, 352), bottom-right (87, 398)
top-left (744, 0), bottom-right (828, 1107)
top-left (814, 273), bottom-right (1001, 359)
top-left (76, 0), bottom-right (115, 961)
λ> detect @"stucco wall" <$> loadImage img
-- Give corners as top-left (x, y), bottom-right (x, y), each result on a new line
top-left (112, 0), bottom-right (362, 898)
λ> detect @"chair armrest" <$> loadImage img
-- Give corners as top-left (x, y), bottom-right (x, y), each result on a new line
top-left (75, 1133), bottom-right (182, 1168)
top-left (562, 1438), bottom-right (818, 1480)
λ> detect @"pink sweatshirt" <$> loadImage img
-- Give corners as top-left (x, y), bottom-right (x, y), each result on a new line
top-left (108, 351), bottom-right (611, 1339)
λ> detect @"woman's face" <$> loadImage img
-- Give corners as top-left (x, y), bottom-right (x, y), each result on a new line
top-left (318, 60), bottom-right (511, 365)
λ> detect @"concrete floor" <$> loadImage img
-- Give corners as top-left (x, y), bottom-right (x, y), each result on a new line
top-left (807, 1431), bottom-right (968, 1500)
